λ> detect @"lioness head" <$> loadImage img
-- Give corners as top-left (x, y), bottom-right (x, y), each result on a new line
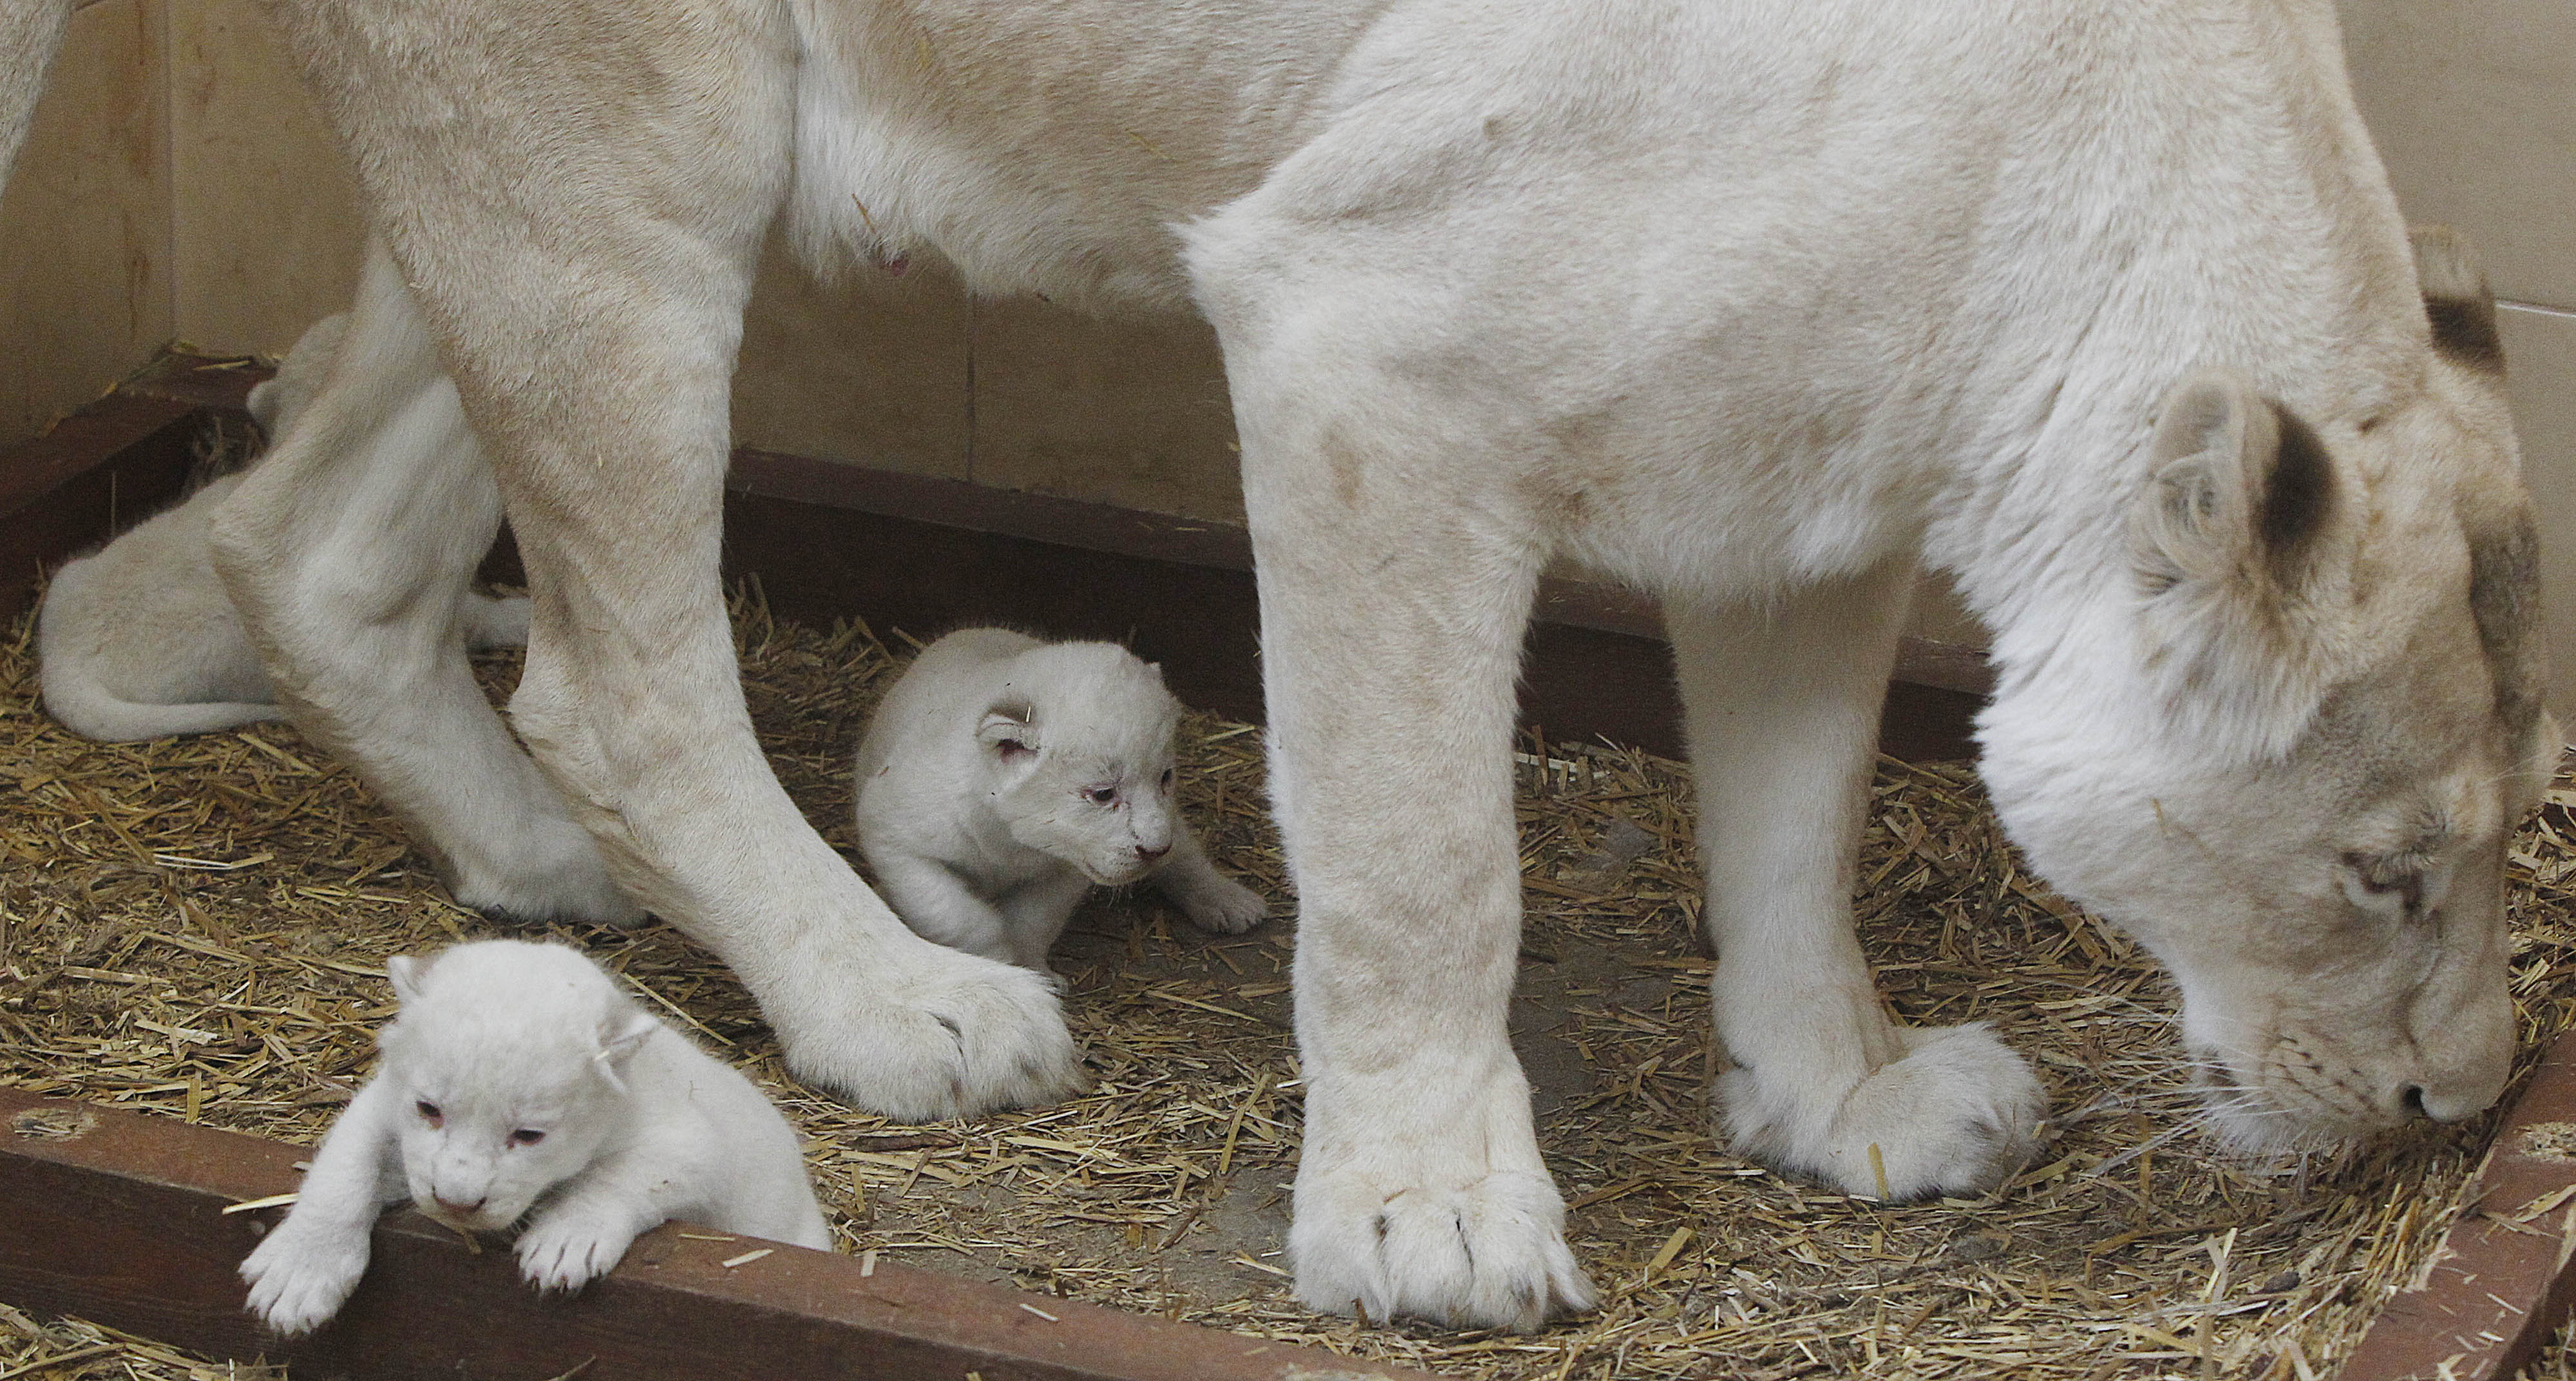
top-left (1980, 228), bottom-right (2559, 1152)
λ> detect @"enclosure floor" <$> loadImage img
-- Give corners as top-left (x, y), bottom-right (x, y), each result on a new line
top-left (6, 589), bottom-right (2576, 1381)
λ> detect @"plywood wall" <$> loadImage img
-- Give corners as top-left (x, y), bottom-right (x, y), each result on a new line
top-left (5, 0), bottom-right (2570, 715)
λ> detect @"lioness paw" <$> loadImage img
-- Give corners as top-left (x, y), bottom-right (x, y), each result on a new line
top-left (778, 942), bottom-right (1086, 1121)
top-left (240, 1221), bottom-right (370, 1337)
top-left (447, 818), bottom-right (643, 928)
top-left (1291, 1168), bottom-right (1595, 1333)
top-left (1722, 1022), bottom-right (2043, 1200)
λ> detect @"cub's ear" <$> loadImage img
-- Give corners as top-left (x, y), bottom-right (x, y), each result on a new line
top-left (386, 953), bottom-right (433, 1004)
top-left (2130, 370), bottom-right (2350, 755)
top-left (978, 700), bottom-right (1037, 758)
top-left (591, 1009), bottom-right (659, 1091)
top-left (2410, 225), bottom-right (2503, 373)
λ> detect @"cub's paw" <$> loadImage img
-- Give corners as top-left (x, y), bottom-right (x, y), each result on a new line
top-left (778, 942), bottom-right (1086, 1122)
top-left (1172, 872), bottom-right (1267, 935)
top-left (1291, 1167), bottom-right (1596, 1333)
top-left (516, 1210), bottom-right (640, 1293)
top-left (465, 594), bottom-right (533, 651)
top-left (1722, 1022), bottom-right (2044, 1200)
top-left (240, 1221), bottom-right (371, 1337)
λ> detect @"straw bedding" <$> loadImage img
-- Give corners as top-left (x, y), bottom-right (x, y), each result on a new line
top-left (6, 455), bottom-right (2576, 1378)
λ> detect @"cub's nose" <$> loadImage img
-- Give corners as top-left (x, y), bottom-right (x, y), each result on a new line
top-left (1135, 842), bottom-right (1171, 863)
top-left (433, 1193), bottom-right (486, 1215)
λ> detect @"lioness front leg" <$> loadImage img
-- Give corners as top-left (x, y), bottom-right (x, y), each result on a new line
top-left (1196, 294), bottom-right (1594, 1328)
top-left (1671, 566), bottom-right (2043, 1198)
top-left (270, 0), bottom-right (1080, 1121)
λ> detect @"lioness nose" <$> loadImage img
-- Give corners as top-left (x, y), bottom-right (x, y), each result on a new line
top-left (434, 1192), bottom-right (486, 1215)
top-left (1135, 842), bottom-right (1170, 862)
top-left (2393, 1080), bottom-right (2491, 1124)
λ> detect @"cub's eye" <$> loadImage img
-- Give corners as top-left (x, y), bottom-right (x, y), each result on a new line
top-left (509, 1129), bottom-right (547, 1147)
top-left (415, 1101), bottom-right (443, 1127)
top-left (1159, 768), bottom-right (1174, 789)
top-left (1086, 786), bottom-right (1118, 806)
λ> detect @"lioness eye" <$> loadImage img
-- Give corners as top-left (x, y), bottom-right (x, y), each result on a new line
top-left (1087, 786), bottom-right (1117, 805)
top-left (415, 1101), bottom-right (442, 1127)
top-left (1160, 768), bottom-right (1174, 789)
top-left (2342, 852), bottom-right (2428, 914)
top-left (509, 1129), bottom-right (545, 1147)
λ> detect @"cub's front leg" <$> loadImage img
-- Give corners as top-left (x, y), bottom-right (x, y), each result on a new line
top-left (515, 1150), bottom-right (687, 1293)
top-left (868, 852), bottom-right (1023, 966)
top-left (1151, 830), bottom-right (1267, 935)
top-left (241, 1079), bottom-right (408, 1335)
top-left (1670, 572), bottom-right (2045, 1199)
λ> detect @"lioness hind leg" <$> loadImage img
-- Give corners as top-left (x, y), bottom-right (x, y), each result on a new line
top-left (209, 240), bottom-right (634, 927)
top-left (261, 0), bottom-right (1080, 1122)
top-left (1670, 566), bottom-right (2045, 1199)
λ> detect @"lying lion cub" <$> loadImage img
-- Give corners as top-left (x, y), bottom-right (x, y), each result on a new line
top-left (239, 940), bottom-right (829, 1336)
top-left (856, 628), bottom-right (1267, 971)
top-left (37, 314), bottom-right (527, 742)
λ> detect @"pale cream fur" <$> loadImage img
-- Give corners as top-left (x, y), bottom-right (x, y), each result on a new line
top-left (855, 628), bottom-right (1265, 971)
top-left (37, 314), bottom-right (529, 743)
top-left (238, 940), bottom-right (829, 1337)
top-left (1, 0), bottom-right (2552, 1333)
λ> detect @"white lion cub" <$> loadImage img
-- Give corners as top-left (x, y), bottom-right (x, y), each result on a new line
top-left (855, 628), bottom-right (1267, 971)
top-left (36, 313), bottom-right (527, 742)
top-left (239, 939), bottom-right (829, 1337)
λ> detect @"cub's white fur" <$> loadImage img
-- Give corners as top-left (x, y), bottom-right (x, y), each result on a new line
top-left (4, 0), bottom-right (2553, 1335)
top-left (238, 939), bottom-right (828, 1336)
top-left (856, 628), bottom-right (1265, 970)
top-left (37, 314), bottom-right (528, 743)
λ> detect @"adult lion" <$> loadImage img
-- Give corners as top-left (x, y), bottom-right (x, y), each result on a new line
top-left (1, 0), bottom-right (2552, 1333)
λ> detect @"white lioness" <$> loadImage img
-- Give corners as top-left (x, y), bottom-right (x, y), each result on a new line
top-left (3, 0), bottom-right (2552, 1333)
top-left (239, 939), bottom-right (830, 1337)
top-left (35, 313), bottom-right (529, 742)
top-left (855, 627), bottom-right (1266, 970)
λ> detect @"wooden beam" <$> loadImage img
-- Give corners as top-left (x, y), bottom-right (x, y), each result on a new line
top-left (0, 390), bottom-right (203, 624)
top-left (2337, 1029), bottom-right (2576, 1381)
top-left (0, 1088), bottom-right (1442, 1381)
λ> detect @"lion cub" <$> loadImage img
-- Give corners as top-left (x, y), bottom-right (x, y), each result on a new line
top-left (855, 628), bottom-right (1267, 971)
top-left (37, 314), bottom-right (527, 741)
top-left (239, 940), bottom-right (828, 1337)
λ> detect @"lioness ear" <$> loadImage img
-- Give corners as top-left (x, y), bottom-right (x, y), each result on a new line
top-left (2130, 370), bottom-right (2350, 756)
top-left (386, 953), bottom-right (433, 1004)
top-left (2133, 370), bottom-right (2336, 598)
top-left (978, 701), bottom-right (1037, 758)
top-left (2410, 225), bottom-right (2504, 374)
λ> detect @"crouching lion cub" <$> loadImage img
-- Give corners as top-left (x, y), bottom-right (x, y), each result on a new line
top-left (856, 628), bottom-right (1267, 971)
top-left (37, 314), bottom-right (527, 742)
top-left (239, 939), bottom-right (828, 1336)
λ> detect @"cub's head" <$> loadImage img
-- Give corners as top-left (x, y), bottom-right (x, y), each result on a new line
top-left (377, 940), bottom-right (658, 1232)
top-left (976, 642), bottom-right (1184, 886)
top-left (243, 311), bottom-right (350, 440)
top-left (1980, 229), bottom-right (2559, 1152)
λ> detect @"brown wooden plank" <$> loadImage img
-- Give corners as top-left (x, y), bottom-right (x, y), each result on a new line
top-left (0, 1088), bottom-right (1443, 1381)
top-left (0, 392), bottom-right (204, 625)
top-left (2338, 1029), bottom-right (2576, 1381)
